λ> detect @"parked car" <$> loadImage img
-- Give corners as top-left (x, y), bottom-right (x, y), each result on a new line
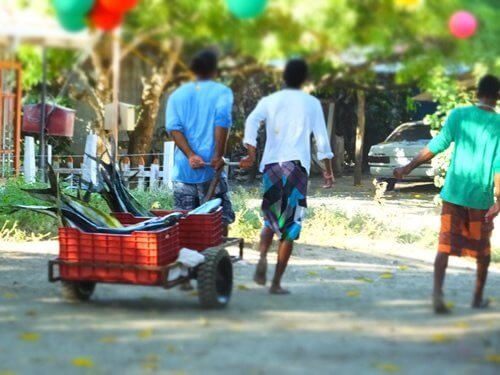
top-left (368, 121), bottom-right (434, 189)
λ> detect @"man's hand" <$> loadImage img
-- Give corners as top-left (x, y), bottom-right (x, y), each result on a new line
top-left (485, 201), bottom-right (500, 223)
top-left (322, 171), bottom-right (334, 189)
top-left (239, 156), bottom-right (255, 169)
top-left (211, 156), bottom-right (225, 171)
top-left (188, 155), bottom-right (205, 169)
top-left (393, 166), bottom-right (408, 180)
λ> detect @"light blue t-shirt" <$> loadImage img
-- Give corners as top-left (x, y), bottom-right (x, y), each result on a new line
top-left (166, 80), bottom-right (233, 184)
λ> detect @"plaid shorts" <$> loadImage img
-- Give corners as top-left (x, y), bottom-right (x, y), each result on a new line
top-left (173, 176), bottom-right (235, 225)
top-left (438, 201), bottom-right (494, 259)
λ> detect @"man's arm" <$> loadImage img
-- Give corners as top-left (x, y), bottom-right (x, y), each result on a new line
top-left (211, 88), bottom-right (233, 171)
top-left (170, 130), bottom-right (204, 169)
top-left (312, 100), bottom-right (335, 188)
top-left (212, 127), bottom-right (229, 171)
top-left (240, 99), bottom-right (266, 169)
top-left (486, 173), bottom-right (500, 222)
top-left (393, 146), bottom-right (435, 179)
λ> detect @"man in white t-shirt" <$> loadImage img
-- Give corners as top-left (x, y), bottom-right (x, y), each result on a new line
top-left (241, 59), bottom-right (334, 294)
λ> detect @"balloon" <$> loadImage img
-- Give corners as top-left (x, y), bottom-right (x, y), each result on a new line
top-left (57, 11), bottom-right (87, 32)
top-left (226, 0), bottom-right (268, 20)
top-left (89, 2), bottom-right (124, 31)
top-left (53, 0), bottom-right (95, 15)
top-left (449, 11), bottom-right (478, 39)
top-left (100, 0), bottom-right (139, 13)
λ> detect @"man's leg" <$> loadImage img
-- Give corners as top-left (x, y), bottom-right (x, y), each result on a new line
top-left (433, 252), bottom-right (450, 313)
top-left (254, 226), bottom-right (274, 285)
top-left (269, 239), bottom-right (294, 294)
top-left (472, 255), bottom-right (491, 308)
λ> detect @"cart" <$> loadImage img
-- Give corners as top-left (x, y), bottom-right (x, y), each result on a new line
top-left (48, 208), bottom-right (244, 309)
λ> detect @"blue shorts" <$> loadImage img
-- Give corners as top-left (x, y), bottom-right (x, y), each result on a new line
top-left (173, 176), bottom-right (235, 225)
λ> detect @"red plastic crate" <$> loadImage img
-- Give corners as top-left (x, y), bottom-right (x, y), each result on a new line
top-left (113, 208), bottom-right (223, 251)
top-left (58, 224), bottom-right (179, 285)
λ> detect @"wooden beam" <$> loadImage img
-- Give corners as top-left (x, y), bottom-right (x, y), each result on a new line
top-left (354, 90), bottom-right (366, 186)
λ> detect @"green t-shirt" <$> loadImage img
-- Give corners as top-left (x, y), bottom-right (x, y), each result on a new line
top-left (428, 106), bottom-right (500, 210)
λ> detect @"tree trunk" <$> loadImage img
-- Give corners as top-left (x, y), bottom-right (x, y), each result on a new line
top-left (354, 90), bottom-right (366, 186)
top-left (127, 39), bottom-right (183, 165)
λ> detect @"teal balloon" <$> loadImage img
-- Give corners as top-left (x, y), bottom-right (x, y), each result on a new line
top-left (57, 11), bottom-right (87, 32)
top-left (226, 0), bottom-right (268, 19)
top-left (53, 0), bottom-right (95, 15)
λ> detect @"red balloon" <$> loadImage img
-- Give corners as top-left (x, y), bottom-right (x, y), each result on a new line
top-left (90, 2), bottom-right (124, 31)
top-left (449, 11), bottom-right (477, 39)
top-left (101, 0), bottom-right (138, 13)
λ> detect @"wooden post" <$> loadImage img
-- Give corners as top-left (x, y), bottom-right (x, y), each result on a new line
top-left (162, 141), bottom-right (175, 190)
top-left (138, 156), bottom-right (145, 191)
top-left (111, 28), bottom-right (121, 156)
top-left (120, 156), bottom-right (130, 187)
top-left (150, 158), bottom-right (160, 191)
top-left (23, 136), bottom-right (36, 183)
top-left (354, 90), bottom-right (366, 186)
top-left (82, 134), bottom-right (97, 185)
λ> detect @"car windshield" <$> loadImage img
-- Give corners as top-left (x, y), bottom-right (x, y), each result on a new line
top-left (386, 124), bottom-right (432, 142)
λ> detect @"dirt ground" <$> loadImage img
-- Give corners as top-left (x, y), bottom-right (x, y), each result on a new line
top-left (1, 177), bottom-right (500, 375)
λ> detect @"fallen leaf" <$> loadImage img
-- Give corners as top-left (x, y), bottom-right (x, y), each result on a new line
top-left (354, 276), bottom-right (374, 283)
top-left (375, 363), bottom-right (401, 373)
top-left (19, 332), bottom-right (41, 342)
top-left (236, 284), bottom-right (250, 291)
top-left (199, 318), bottom-right (210, 327)
top-left (138, 328), bottom-right (153, 339)
top-left (485, 354), bottom-right (500, 364)
top-left (397, 265), bottom-right (409, 271)
top-left (2, 292), bottom-right (16, 299)
top-left (346, 290), bottom-right (361, 298)
top-left (99, 336), bottom-right (117, 344)
top-left (307, 271), bottom-right (319, 277)
top-left (380, 272), bottom-right (393, 279)
top-left (71, 357), bottom-right (94, 368)
top-left (326, 266), bottom-right (336, 270)
top-left (430, 334), bottom-right (455, 344)
top-left (143, 355), bottom-right (159, 371)
top-left (454, 321), bottom-right (470, 329)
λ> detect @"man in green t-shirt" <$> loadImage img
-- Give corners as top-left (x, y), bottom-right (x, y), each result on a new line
top-left (394, 74), bottom-right (500, 314)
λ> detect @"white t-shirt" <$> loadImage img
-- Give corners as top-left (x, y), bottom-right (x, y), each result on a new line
top-left (243, 89), bottom-right (334, 174)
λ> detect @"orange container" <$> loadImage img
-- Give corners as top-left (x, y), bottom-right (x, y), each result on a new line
top-left (58, 224), bottom-right (179, 285)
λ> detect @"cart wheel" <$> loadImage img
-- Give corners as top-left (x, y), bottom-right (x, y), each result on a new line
top-left (61, 281), bottom-right (96, 302)
top-left (197, 248), bottom-right (233, 309)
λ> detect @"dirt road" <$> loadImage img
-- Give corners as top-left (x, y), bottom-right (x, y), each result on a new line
top-left (1, 236), bottom-right (499, 375)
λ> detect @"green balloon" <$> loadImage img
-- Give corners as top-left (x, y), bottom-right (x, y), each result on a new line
top-left (57, 11), bottom-right (87, 32)
top-left (53, 0), bottom-right (95, 15)
top-left (226, 0), bottom-right (268, 19)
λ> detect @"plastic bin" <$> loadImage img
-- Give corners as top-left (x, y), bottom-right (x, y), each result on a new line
top-left (58, 224), bottom-right (179, 285)
top-left (112, 208), bottom-right (223, 251)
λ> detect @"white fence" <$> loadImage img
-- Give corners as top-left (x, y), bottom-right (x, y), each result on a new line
top-left (23, 135), bottom-right (176, 191)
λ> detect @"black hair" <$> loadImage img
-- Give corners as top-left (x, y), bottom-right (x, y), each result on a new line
top-left (190, 49), bottom-right (218, 78)
top-left (283, 59), bottom-right (308, 89)
top-left (477, 74), bottom-right (500, 99)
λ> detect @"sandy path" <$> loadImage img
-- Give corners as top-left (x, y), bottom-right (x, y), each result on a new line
top-left (1, 237), bottom-right (499, 375)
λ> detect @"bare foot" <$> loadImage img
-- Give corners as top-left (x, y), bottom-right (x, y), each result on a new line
top-left (433, 294), bottom-right (451, 314)
top-left (269, 285), bottom-right (290, 295)
top-left (253, 258), bottom-right (267, 286)
top-left (472, 298), bottom-right (490, 309)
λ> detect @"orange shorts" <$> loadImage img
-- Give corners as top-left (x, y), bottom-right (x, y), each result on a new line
top-left (438, 201), bottom-right (493, 259)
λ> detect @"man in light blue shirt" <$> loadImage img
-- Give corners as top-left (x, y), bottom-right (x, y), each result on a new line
top-left (166, 49), bottom-right (235, 233)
